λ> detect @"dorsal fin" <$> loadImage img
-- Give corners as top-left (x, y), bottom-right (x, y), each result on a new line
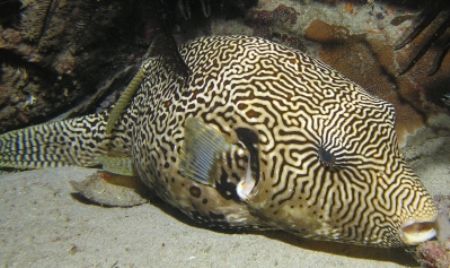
top-left (105, 32), bottom-right (191, 136)
top-left (147, 32), bottom-right (191, 79)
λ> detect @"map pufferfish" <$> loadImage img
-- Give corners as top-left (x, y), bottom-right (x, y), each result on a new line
top-left (0, 35), bottom-right (438, 247)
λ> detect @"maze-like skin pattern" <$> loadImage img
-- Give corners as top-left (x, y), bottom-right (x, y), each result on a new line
top-left (127, 36), bottom-right (436, 247)
top-left (0, 35), bottom-right (437, 247)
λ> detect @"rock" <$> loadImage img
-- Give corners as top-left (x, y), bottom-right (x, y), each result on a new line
top-left (304, 19), bottom-right (349, 43)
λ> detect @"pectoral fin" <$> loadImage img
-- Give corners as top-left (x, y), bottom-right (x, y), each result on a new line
top-left (180, 118), bottom-right (230, 185)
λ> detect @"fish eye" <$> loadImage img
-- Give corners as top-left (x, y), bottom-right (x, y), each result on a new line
top-left (317, 146), bottom-right (336, 168)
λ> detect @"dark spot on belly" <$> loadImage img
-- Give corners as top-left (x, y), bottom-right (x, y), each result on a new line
top-left (189, 185), bottom-right (201, 198)
top-left (202, 198), bottom-right (208, 204)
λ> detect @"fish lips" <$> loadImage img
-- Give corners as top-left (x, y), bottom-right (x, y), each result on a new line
top-left (399, 219), bottom-right (437, 245)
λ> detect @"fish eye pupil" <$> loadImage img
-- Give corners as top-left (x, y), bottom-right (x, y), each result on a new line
top-left (318, 146), bottom-right (335, 168)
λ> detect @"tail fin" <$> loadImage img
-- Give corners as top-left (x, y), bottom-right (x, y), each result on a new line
top-left (0, 113), bottom-right (116, 170)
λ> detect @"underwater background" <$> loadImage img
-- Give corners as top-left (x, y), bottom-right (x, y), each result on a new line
top-left (0, 0), bottom-right (449, 267)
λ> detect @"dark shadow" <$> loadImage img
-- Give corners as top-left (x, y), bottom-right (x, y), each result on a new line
top-left (0, 0), bottom-right (21, 27)
top-left (425, 76), bottom-right (450, 113)
top-left (71, 192), bottom-right (99, 206)
top-left (149, 191), bottom-right (418, 266)
top-left (263, 231), bottom-right (417, 266)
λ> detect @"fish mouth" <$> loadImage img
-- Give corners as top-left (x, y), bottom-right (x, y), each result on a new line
top-left (400, 220), bottom-right (437, 245)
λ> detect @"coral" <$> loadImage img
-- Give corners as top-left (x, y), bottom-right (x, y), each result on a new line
top-left (0, 0), bottom-right (155, 132)
top-left (394, 1), bottom-right (450, 75)
top-left (416, 241), bottom-right (450, 268)
top-left (272, 4), bottom-right (298, 28)
top-left (415, 195), bottom-right (450, 268)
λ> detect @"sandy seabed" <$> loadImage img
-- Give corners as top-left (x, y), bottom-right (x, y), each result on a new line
top-left (0, 116), bottom-right (449, 267)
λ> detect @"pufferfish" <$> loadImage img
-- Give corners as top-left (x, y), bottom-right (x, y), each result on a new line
top-left (0, 35), bottom-right (438, 247)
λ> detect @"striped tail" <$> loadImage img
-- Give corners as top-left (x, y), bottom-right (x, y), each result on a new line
top-left (0, 112), bottom-right (116, 170)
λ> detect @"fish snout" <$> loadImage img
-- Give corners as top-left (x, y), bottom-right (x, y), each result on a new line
top-left (399, 218), bottom-right (437, 245)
